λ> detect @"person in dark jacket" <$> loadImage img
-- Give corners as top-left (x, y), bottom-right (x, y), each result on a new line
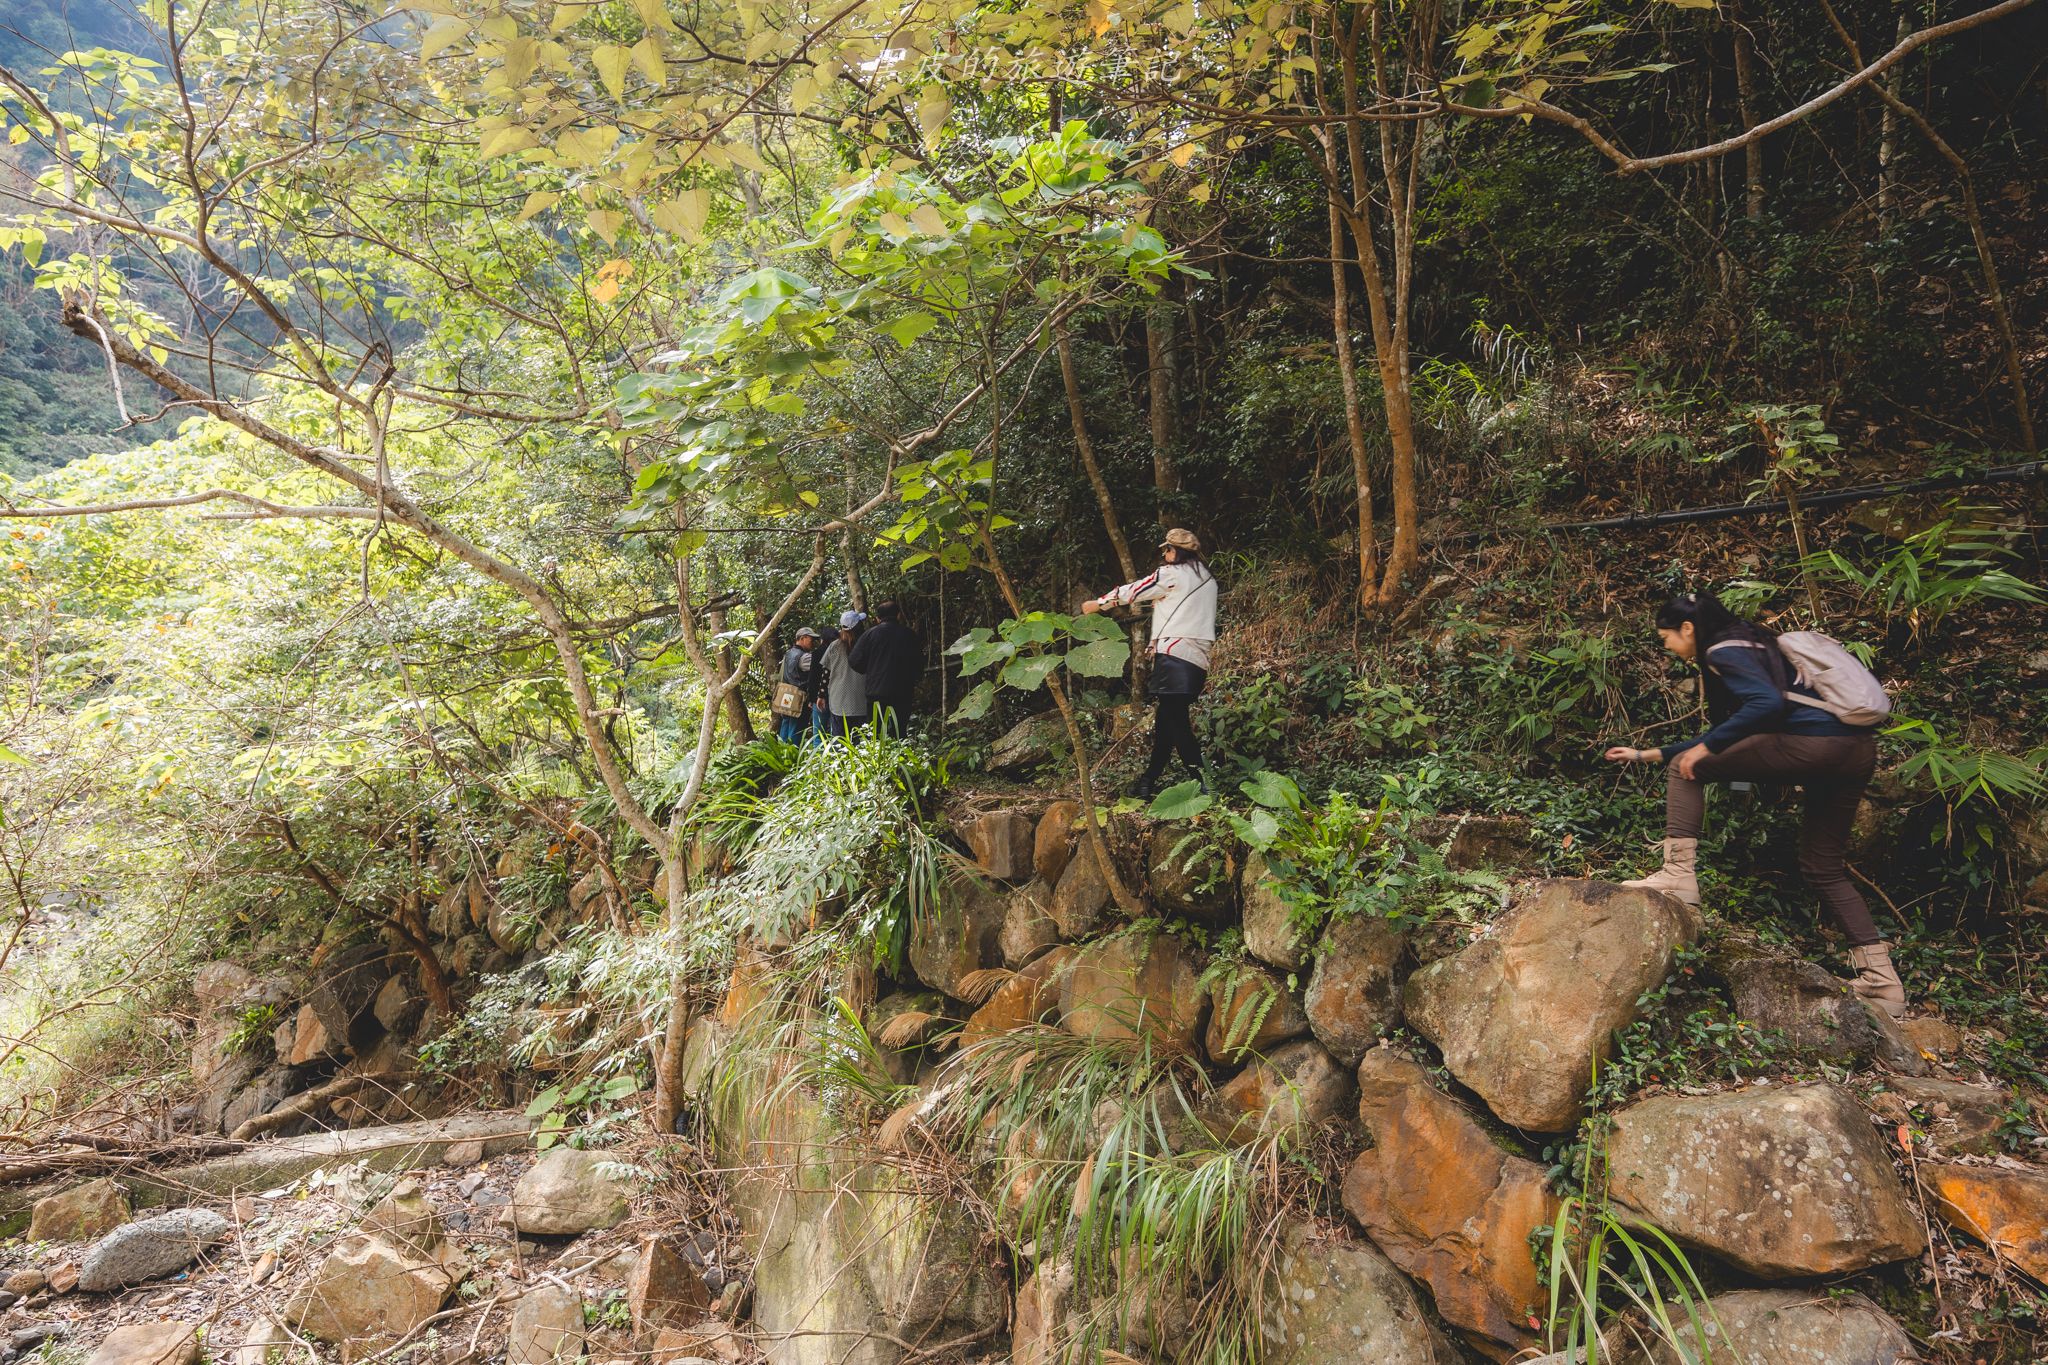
top-left (848, 599), bottom-right (922, 734)
top-left (777, 626), bottom-right (822, 744)
top-left (1603, 591), bottom-right (1903, 1014)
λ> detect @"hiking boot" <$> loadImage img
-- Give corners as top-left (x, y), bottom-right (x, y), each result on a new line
top-left (1847, 941), bottom-right (1908, 1018)
top-left (1621, 837), bottom-right (1700, 906)
top-left (1126, 777), bottom-right (1158, 802)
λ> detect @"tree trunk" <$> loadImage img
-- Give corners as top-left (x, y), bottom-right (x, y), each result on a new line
top-left (1334, 10), bottom-right (1422, 607)
top-left (1145, 302), bottom-right (1179, 496)
top-left (1318, 131), bottom-right (1380, 602)
top-left (1732, 4), bottom-right (1766, 222)
top-left (1057, 326), bottom-right (1139, 581)
top-left (841, 441), bottom-right (869, 612)
top-left (1876, 10), bottom-right (1911, 223)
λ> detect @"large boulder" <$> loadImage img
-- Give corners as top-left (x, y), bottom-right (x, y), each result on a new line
top-left (867, 991), bottom-right (948, 1083)
top-left (1605, 1083), bottom-right (1926, 1277)
top-left (85, 1323), bottom-right (199, 1365)
top-left (999, 879), bottom-right (1062, 966)
top-left (1341, 1052), bottom-right (1556, 1355)
top-left (1240, 852), bottom-right (1309, 971)
top-left (1867, 1076), bottom-right (2013, 1157)
top-left (1923, 1163), bottom-right (2048, 1283)
top-left (1011, 1260), bottom-right (1076, 1365)
top-left (1717, 943), bottom-right (1924, 1072)
top-left (963, 946), bottom-right (1077, 1047)
top-left (1058, 930), bottom-right (1208, 1057)
top-left (285, 1003), bottom-right (338, 1066)
top-left (727, 1100), bottom-right (1008, 1365)
top-left (1205, 963), bottom-right (1309, 1063)
top-left (951, 807), bottom-right (1037, 881)
top-left (372, 974), bottom-right (426, 1036)
top-left (628, 1235), bottom-right (713, 1343)
top-left (306, 942), bottom-right (389, 1053)
top-left (220, 1066), bottom-right (302, 1138)
top-left (1304, 917), bottom-right (1406, 1067)
top-left (284, 1235), bottom-right (458, 1345)
top-left (988, 712), bottom-right (1065, 774)
top-left (1627, 1288), bottom-right (1920, 1365)
top-left (77, 1209), bottom-right (231, 1292)
top-left (1048, 836), bottom-right (1116, 939)
top-left (507, 1147), bottom-right (638, 1235)
top-left (1410, 814), bottom-right (1535, 870)
top-left (907, 870), bottom-right (1008, 999)
top-left (1404, 880), bottom-right (1695, 1132)
top-left (1260, 1220), bottom-right (1458, 1364)
top-left (1032, 801), bottom-right (1081, 886)
top-left (360, 1179), bottom-right (455, 1263)
top-left (507, 1282), bottom-right (586, 1365)
top-left (1147, 826), bottom-right (1238, 926)
top-left (1195, 1039), bottom-right (1352, 1146)
top-left (29, 1178), bottom-right (129, 1243)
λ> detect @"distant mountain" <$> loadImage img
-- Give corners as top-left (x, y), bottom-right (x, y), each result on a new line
top-left (0, 1), bottom-right (160, 475)
top-left (0, 0), bottom-right (145, 72)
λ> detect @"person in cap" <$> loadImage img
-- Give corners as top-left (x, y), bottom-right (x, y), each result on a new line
top-left (819, 609), bottom-right (869, 737)
top-left (1083, 528), bottom-right (1219, 798)
top-left (777, 626), bottom-right (822, 744)
top-left (849, 599), bottom-right (923, 735)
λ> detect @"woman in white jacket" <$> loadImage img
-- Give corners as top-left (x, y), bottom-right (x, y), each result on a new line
top-left (1083, 528), bottom-right (1220, 798)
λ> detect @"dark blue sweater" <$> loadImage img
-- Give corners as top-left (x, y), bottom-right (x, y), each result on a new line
top-left (1661, 641), bottom-right (1866, 760)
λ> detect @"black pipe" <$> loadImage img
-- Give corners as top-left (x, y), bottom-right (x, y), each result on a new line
top-left (1450, 460), bottom-right (2047, 543)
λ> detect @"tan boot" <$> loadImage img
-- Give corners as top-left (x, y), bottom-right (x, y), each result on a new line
top-left (1847, 941), bottom-right (1908, 1018)
top-left (1622, 837), bottom-right (1700, 906)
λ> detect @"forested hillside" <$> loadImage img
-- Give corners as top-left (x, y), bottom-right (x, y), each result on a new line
top-left (0, 0), bottom-right (148, 473)
top-left (0, 0), bottom-right (2044, 1362)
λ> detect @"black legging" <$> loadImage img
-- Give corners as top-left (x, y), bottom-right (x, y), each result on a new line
top-left (1142, 654), bottom-right (1208, 787)
top-left (1142, 695), bottom-right (1204, 788)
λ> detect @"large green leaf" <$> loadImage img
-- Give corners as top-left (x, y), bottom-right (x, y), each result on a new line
top-left (1147, 781), bottom-right (1212, 821)
top-left (1064, 638), bottom-right (1129, 678)
top-left (1240, 769), bottom-right (1302, 811)
top-left (950, 680), bottom-right (996, 722)
top-left (1000, 652), bottom-right (1062, 691)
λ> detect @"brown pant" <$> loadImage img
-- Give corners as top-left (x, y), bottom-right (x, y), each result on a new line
top-left (1665, 732), bottom-right (1880, 945)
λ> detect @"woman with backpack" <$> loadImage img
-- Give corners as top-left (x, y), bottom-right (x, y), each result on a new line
top-left (1082, 528), bottom-right (1220, 799)
top-left (1603, 591), bottom-right (1905, 1015)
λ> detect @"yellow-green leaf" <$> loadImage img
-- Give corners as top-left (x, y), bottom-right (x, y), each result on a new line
top-left (516, 190), bottom-right (561, 221)
top-left (908, 203), bottom-right (946, 236)
top-left (559, 124), bottom-right (620, 165)
top-left (593, 43), bottom-right (631, 100)
top-left (481, 125), bottom-right (535, 158)
top-left (588, 208), bottom-right (625, 242)
top-left (723, 141), bottom-right (770, 175)
top-left (649, 186), bottom-right (709, 238)
top-left (418, 15), bottom-right (470, 60)
top-left (630, 35), bottom-right (666, 85)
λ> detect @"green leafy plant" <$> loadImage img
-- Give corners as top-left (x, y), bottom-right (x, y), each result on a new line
top-left (1198, 675), bottom-right (1291, 783)
top-left (1882, 718), bottom-right (2048, 852)
top-left (947, 609), bottom-right (1131, 722)
top-left (1541, 1160), bottom-right (1726, 1363)
top-left (224, 1003), bottom-right (279, 1057)
top-left (1223, 770), bottom-right (1504, 943)
top-left (526, 1072), bottom-right (641, 1149)
top-left (1347, 681), bottom-right (1436, 754)
top-left (1805, 510), bottom-right (2044, 640)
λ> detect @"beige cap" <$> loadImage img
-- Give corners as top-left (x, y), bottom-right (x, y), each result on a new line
top-left (1160, 527), bottom-right (1202, 555)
